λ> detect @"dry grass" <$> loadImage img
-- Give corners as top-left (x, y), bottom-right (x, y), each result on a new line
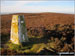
top-left (1, 12), bottom-right (74, 55)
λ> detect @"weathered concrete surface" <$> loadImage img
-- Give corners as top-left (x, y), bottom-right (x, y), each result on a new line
top-left (10, 15), bottom-right (28, 45)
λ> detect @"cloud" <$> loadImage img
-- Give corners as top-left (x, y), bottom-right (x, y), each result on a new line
top-left (1, 1), bottom-right (74, 14)
top-left (1, 1), bottom-right (45, 13)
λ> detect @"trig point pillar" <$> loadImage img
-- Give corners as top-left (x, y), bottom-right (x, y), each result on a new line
top-left (10, 15), bottom-right (29, 45)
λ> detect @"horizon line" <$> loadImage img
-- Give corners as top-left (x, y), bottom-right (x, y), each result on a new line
top-left (1, 12), bottom-right (74, 15)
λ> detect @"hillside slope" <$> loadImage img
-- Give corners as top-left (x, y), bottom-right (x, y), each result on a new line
top-left (1, 13), bottom-right (74, 34)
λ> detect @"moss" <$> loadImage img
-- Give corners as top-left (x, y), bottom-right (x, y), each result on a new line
top-left (5, 41), bottom-right (33, 54)
top-left (24, 43), bottom-right (45, 53)
top-left (6, 41), bottom-right (20, 50)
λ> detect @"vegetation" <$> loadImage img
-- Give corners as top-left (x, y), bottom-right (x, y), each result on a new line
top-left (1, 23), bottom-right (74, 55)
top-left (1, 13), bottom-right (74, 55)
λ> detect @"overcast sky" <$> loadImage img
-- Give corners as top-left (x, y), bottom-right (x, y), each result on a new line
top-left (1, 0), bottom-right (74, 14)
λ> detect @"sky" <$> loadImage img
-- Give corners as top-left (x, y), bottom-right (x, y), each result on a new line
top-left (1, 0), bottom-right (74, 14)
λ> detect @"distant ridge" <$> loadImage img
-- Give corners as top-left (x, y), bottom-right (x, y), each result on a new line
top-left (1, 12), bottom-right (74, 15)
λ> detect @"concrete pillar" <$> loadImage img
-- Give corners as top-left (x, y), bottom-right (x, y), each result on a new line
top-left (10, 15), bottom-right (29, 45)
